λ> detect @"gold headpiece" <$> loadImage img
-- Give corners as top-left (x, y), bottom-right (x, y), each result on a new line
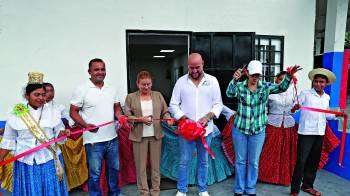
top-left (28, 72), bottom-right (44, 84)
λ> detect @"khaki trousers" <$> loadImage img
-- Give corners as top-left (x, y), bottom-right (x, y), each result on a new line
top-left (133, 137), bottom-right (162, 196)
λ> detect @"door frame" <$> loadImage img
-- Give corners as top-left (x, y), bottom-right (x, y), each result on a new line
top-left (126, 30), bottom-right (192, 93)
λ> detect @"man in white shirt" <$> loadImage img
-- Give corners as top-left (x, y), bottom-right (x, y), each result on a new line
top-left (169, 53), bottom-right (223, 196)
top-left (70, 58), bottom-right (123, 196)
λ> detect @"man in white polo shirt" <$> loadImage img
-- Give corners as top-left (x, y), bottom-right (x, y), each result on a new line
top-left (70, 58), bottom-right (122, 196)
top-left (169, 53), bottom-right (223, 196)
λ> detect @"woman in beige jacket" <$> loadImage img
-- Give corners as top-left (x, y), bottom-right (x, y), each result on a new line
top-left (124, 70), bottom-right (174, 196)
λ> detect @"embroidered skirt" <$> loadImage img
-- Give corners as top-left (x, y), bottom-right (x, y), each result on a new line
top-left (258, 124), bottom-right (298, 185)
top-left (12, 155), bottom-right (68, 196)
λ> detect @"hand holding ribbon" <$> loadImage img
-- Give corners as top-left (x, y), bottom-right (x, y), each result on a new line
top-left (197, 117), bottom-right (209, 128)
top-left (291, 103), bottom-right (301, 113)
top-left (117, 115), bottom-right (176, 129)
top-left (84, 123), bottom-right (99, 133)
top-left (165, 118), bottom-right (176, 126)
top-left (287, 65), bottom-right (303, 105)
top-left (142, 115), bottom-right (153, 126)
top-left (287, 65), bottom-right (303, 76)
top-left (58, 129), bottom-right (71, 137)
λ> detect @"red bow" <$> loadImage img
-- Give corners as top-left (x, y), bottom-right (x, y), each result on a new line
top-left (175, 119), bottom-right (215, 159)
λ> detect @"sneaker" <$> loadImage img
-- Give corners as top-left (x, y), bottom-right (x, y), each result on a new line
top-left (199, 191), bottom-right (210, 196)
top-left (176, 191), bottom-right (187, 196)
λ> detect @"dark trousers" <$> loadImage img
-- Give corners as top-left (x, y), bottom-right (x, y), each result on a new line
top-left (291, 134), bottom-right (324, 193)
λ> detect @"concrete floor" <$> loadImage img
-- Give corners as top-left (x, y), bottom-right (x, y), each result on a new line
top-left (65, 169), bottom-right (348, 196)
top-left (1, 169), bottom-right (349, 195)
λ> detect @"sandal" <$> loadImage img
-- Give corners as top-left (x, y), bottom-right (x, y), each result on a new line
top-left (301, 186), bottom-right (321, 196)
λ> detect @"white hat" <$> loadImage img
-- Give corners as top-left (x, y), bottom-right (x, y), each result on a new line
top-left (247, 60), bottom-right (262, 75)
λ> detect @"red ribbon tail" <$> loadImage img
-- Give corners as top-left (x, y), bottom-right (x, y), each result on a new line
top-left (300, 106), bottom-right (347, 167)
top-left (200, 136), bottom-right (215, 159)
top-left (338, 115), bottom-right (348, 167)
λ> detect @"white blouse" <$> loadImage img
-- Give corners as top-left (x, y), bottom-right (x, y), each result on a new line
top-left (46, 100), bottom-right (73, 126)
top-left (267, 87), bottom-right (296, 128)
top-left (0, 103), bottom-right (65, 165)
top-left (141, 100), bottom-right (154, 137)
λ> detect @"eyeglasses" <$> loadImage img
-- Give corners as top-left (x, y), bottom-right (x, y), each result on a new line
top-left (250, 74), bottom-right (261, 78)
top-left (140, 83), bottom-right (152, 87)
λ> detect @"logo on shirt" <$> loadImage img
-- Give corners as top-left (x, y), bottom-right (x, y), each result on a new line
top-left (202, 80), bottom-right (210, 86)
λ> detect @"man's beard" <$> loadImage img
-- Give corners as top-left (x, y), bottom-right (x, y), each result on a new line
top-left (190, 72), bottom-right (201, 79)
top-left (95, 76), bottom-right (105, 82)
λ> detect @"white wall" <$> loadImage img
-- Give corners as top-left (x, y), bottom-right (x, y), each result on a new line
top-left (0, 0), bottom-right (316, 119)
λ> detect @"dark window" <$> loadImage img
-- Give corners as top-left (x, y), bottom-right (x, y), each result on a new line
top-left (255, 35), bottom-right (284, 82)
top-left (191, 32), bottom-right (255, 110)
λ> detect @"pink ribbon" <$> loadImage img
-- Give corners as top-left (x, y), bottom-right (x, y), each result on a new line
top-left (0, 121), bottom-right (114, 167)
top-left (301, 106), bottom-right (347, 167)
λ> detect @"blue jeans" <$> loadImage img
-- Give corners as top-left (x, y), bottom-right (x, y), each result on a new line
top-left (177, 133), bottom-right (213, 193)
top-left (85, 138), bottom-right (120, 196)
top-left (232, 127), bottom-right (265, 194)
